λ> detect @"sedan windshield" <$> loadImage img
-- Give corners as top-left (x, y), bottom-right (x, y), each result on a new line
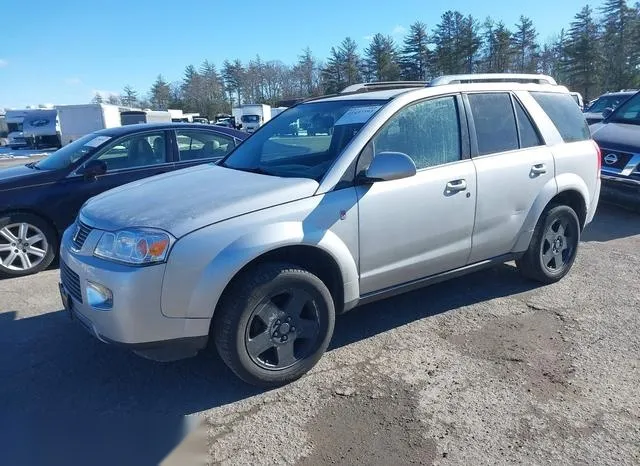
top-left (221, 100), bottom-right (385, 180)
top-left (35, 133), bottom-right (112, 170)
top-left (609, 92), bottom-right (640, 125)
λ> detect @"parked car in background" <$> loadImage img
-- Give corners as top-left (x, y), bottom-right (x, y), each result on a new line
top-left (0, 123), bottom-right (247, 277)
top-left (590, 90), bottom-right (640, 210)
top-left (583, 90), bottom-right (637, 125)
top-left (59, 74), bottom-right (600, 387)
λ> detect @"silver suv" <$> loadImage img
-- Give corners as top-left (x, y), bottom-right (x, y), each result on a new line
top-left (59, 74), bottom-right (601, 387)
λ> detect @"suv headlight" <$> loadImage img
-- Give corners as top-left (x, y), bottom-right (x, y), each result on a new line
top-left (94, 228), bottom-right (174, 265)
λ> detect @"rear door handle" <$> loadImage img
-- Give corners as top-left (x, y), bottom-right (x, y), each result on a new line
top-left (446, 179), bottom-right (467, 192)
top-left (531, 163), bottom-right (547, 175)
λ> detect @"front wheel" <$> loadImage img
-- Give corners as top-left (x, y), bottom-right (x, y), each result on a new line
top-left (213, 262), bottom-right (335, 387)
top-left (516, 204), bottom-right (580, 284)
top-left (0, 213), bottom-right (57, 278)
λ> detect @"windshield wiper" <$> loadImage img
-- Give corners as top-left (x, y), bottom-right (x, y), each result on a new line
top-left (25, 162), bottom-right (41, 170)
top-left (226, 166), bottom-right (278, 176)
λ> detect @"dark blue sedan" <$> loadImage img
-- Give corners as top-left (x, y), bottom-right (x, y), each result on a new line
top-left (0, 123), bottom-right (248, 277)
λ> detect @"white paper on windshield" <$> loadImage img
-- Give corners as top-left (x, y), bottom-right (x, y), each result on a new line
top-left (334, 105), bottom-right (382, 125)
top-left (85, 136), bottom-right (112, 147)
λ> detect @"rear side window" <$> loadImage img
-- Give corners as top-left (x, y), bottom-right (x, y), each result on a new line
top-left (531, 92), bottom-right (590, 142)
top-left (468, 93), bottom-right (519, 155)
top-left (513, 99), bottom-right (542, 148)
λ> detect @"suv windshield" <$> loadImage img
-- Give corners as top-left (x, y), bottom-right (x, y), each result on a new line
top-left (608, 92), bottom-right (640, 125)
top-left (35, 133), bottom-right (112, 170)
top-left (221, 100), bottom-right (385, 180)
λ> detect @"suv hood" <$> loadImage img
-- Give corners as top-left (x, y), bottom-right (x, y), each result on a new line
top-left (591, 122), bottom-right (640, 153)
top-left (81, 164), bottom-right (319, 237)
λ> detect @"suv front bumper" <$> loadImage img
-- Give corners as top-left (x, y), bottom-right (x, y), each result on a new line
top-left (600, 174), bottom-right (640, 210)
top-left (59, 226), bottom-right (210, 361)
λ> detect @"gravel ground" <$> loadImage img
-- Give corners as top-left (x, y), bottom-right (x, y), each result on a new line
top-left (1, 203), bottom-right (638, 465)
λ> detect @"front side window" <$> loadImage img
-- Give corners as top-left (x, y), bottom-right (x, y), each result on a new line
top-left (93, 132), bottom-right (168, 171)
top-left (468, 93), bottom-right (519, 155)
top-left (373, 96), bottom-right (461, 169)
top-left (176, 130), bottom-right (235, 161)
top-left (221, 100), bottom-right (385, 180)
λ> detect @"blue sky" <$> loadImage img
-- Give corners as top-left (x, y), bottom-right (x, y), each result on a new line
top-left (1, 0), bottom-right (600, 108)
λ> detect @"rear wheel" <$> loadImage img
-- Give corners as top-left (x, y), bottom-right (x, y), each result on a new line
top-left (213, 262), bottom-right (335, 387)
top-left (516, 205), bottom-right (580, 284)
top-left (0, 213), bottom-right (57, 278)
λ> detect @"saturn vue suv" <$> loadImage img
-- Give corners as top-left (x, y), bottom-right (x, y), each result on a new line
top-left (59, 74), bottom-right (601, 387)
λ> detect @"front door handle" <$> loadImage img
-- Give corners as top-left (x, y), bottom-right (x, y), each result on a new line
top-left (531, 163), bottom-right (547, 175)
top-left (446, 179), bottom-right (467, 192)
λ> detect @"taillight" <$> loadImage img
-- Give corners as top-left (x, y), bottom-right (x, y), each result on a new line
top-left (593, 140), bottom-right (601, 178)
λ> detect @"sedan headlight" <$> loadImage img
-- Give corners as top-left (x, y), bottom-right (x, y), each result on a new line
top-left (94, 228), bottom-right (173, 265)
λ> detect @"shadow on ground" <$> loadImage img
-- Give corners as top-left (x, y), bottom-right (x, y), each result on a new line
top-left (582, 202), bottom-right (640, 243)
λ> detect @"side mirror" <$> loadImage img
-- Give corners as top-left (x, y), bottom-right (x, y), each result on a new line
top-left (362, 151), bottom-right (417, 183)
top-left (80, 159), bottom-right (107, 179)
top-left (602, 107), bottom-right (614, 119)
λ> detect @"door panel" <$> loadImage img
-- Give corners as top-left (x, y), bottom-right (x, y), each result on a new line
top-left (357, 160), bottom-right (477, 294)
top-left (468, 147), bottom-right (554, 262)
top-left (52, 131), bottom-right (174, 227)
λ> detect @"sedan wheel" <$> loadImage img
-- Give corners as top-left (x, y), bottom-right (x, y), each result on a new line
top-left (0, 214), bottom-right (56, 277)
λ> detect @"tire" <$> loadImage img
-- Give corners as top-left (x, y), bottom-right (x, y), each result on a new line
top-left (213, 262), bottom-right (335, 387)
top-left (0, 213), bottom-right (57, 278)
top-left (516, 204), bottom-right (580, 284)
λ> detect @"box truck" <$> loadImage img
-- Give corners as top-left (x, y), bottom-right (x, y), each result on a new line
top-left (56, 104), bottom-right (121, 145)
top-left (235, 104), bottom-right (271, 133)
top-left (120, 109), bottom-right (172, 125)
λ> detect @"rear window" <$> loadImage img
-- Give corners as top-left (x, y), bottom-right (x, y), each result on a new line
top-left (531, 92), bottom-right (590, 143)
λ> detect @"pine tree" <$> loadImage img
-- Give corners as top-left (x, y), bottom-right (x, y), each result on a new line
top-left (365, 34), bottom-right (401, 81)
top-left (91, 92), bottom-right (103, 104)
top-left (601, 0), bottom-right (639, 90)
top-left (222, 59), bottom-right (245, 107)
top-left (400, 21), bottom-right (431, 80)
top-left (512, 16), bottom-right (539, 72)
top-left (121, 85), bottom-right (138, 107)
top-left (293, 47), bottom-right (321, 96)
top-left (150, 74), bottom-right (172, 110)
top-left (321, 47), bottom-right (344, 94)
top-left (563, 6), bottom-right (602, 100)
top-left (322, 37), bottom-right (363, 93)
top-left (433, 11), bottom-right (480, 74)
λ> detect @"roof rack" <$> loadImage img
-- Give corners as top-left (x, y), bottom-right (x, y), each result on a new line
top-left (340, 81), bottom-right (429, 94)
top-left (429, 73), bottom-right (557, 86)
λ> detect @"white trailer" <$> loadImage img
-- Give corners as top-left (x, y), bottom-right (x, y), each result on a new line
top-left (238, 104), bottom-right (271, 133)
top-left (120, 109), bottom-right (172, 125)
top-left (56, 104), bottom-right (121, 145)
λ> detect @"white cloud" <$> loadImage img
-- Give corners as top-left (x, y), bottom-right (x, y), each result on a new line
top-left (65, 77), bottom-right (82, 85)
top-left (0, 59), bottom-right (8, 68)
top-left (392, 25), bottom-right (407, 36)
top-left (363, 34), bottom-right (374, 41)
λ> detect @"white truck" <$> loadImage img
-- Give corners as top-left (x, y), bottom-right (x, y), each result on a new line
top-left (5, 108), bottom-right (61, 149)
top-left (234, 104), bottom-right (272, 133)
top-left (56, 104), bottom-right (122, 145)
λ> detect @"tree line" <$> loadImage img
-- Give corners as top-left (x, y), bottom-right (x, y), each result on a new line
top-left (93, 0), bottom-right (640, 115)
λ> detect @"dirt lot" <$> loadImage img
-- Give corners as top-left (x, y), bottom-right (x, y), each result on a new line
top-left (1, 204), bottom-right (639, 465)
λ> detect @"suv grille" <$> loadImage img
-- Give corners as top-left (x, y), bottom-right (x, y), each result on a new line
top-left (601, 149), bottom-right (633, 170)
top-left (72, 221), bottom-right (92, 250)
top-left (60, 261), bottom-right (82, 303)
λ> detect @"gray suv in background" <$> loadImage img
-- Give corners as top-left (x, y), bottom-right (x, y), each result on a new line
top-left (59, 74), bottom-right (601, 387)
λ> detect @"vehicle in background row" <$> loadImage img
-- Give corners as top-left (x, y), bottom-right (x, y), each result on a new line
top-left (121, 110), bottom-right (172, 125)
top-left (0, 123), bottom-right (247, 278)
top-left (583, 90), bottom-right (637, 125)
top-left (6, 109), bottom-right (60, 149)
top-left (590, 90), bottom-right (640, 210)
top-left (234, 104), bottom-right (272, 133)
top-left (57, 104), bottom-right (122, 146)
top-left (570, 91), bottom-right (585, 110)
top-left (59, 74), bottom-right (600, 387)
